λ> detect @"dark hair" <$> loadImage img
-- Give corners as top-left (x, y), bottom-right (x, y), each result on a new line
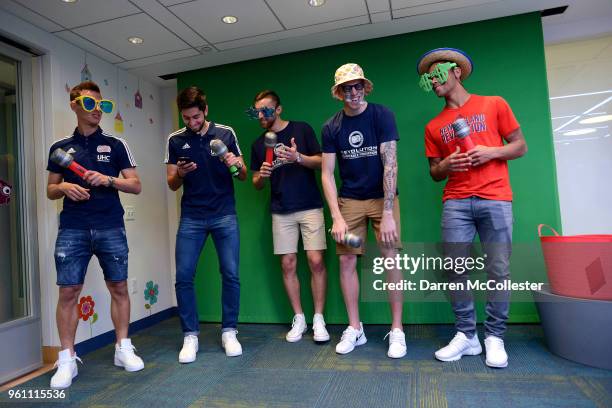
top-left (253, 90), bottom-right (281, 107)
top-left (177, 86), bottom-right (207, 112)
top-left (70, 81), bottom-right (101, 102)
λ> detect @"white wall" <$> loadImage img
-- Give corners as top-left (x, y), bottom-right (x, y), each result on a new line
top-left (545, 35), bottom-right (612, 235)
top-left (0, 9), bottom-right (176, 347)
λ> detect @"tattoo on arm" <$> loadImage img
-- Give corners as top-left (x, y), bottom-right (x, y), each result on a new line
top-left (380, 141), bottom-right (397, 212)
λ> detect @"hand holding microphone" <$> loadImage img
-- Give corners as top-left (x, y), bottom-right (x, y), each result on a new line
top-left (264, 131), bottom-right (277, 164)
top-left (210, 139), bottom-right (242, 177)
top-left (50, 148), bottom-right (90, 201)
top-left (329, 219), bottom-right (363, 248)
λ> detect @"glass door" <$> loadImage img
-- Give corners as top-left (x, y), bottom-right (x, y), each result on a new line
top-left (0, 42), bottom-right (41, 384)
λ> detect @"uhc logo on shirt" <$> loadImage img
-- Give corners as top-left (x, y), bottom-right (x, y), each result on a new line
top-left (97, 154), bottom-right (110, 162)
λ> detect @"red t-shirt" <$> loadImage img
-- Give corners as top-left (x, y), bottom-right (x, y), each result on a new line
top-left (424, 94), bottom-right (520, 202)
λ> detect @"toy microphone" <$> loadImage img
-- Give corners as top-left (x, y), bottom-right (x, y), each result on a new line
top-left (264, 131), bottom-right (277, 164)
top-left (329, 229), bottom-right (363, 248)
top-left (50, 148), bottom-right (88, 178)
top-left (210, 139), bottom-right (240, 177)
top-left (451, 116), bottom-right (475, 152)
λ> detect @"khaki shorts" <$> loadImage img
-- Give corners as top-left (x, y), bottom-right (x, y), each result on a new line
top-left (272, 208), bottom-right (327, 255)
top-left (336, 197), bottom-right (402, 255)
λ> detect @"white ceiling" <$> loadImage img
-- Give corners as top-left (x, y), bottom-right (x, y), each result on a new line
top-left (1, 0), bottom-right (611, 86)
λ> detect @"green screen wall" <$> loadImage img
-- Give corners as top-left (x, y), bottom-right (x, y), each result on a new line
top-left (176, 12), bottom-right (561, 324)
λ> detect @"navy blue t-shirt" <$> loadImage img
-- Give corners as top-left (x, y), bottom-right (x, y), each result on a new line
top-left (321, 103), bottom-right (399, 200)
top-left (250, 121), bottom-right (323, 214)
top-left (46, 127), bottom-right (137, 229)
top-left (165, 122), bottom-right (242, 219)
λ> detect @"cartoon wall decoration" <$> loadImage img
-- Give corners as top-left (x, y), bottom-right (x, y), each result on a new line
top-left (77, 295), bottom-right (98, 338)
top-left (144, 280), bottom-right (159, 315)
top-left (0, 179), bottom-right (12, 206)
top-left (114, 111), bottom-right (124, 133)
top-left (134, 89), bottom-right (142, 109)
top-left (81, 64), bottom-right (92, 82)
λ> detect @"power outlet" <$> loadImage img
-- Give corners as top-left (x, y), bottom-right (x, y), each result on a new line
top-left (124, 205), bottom-right (136, 221)
top-left (128, 278), bottom-right (137, 294)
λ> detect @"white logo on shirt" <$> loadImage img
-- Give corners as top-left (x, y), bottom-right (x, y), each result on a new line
top-left (348, 131), bottom-right (364, 148)
top-left (97, 154), bottom-right (110, 162)
top-left (182, 143), bottom-right (191, 149)
top-left (97, 145), bottom-right (111, 153)
top-left (67, 147), bottom-right (76, 154)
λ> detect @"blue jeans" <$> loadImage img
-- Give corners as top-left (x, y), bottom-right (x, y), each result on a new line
top-left (54, 228), bottom-right (129, 286)
top-left (441, 197), bottom-right (513, 338)
top-left (175, 215), bottom-right (240, 334)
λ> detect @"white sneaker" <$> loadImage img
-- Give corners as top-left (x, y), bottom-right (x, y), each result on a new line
top-left (178, 335), bottom-right (198, 364)
top-left (335, 323), bottom-right (367, 354)
top-left (114, 338), bottom-right (144, 372)
top-left (484, 335), bottom-right (508, 368)
top-left (385, 328), bottom-right (407, 359)
top-left (435, 332), bottom-right (482, 362)
top-left (50, 349), bottom-right (81, 389)
top-left (286, 314), bottom-right (307, 343)
top-left (221, 329), bottom-right (243, 357)
top-left (312, 313), bottom-right (330, 342)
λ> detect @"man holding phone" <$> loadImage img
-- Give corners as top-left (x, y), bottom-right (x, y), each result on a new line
top-left (165, 86), bottom-right (246, 363)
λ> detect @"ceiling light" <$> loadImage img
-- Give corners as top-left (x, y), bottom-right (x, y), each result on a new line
top-left (128, 37), bottom-right (144, 45)
top-left (308, 0), bottom-right (326, 6)
top-left (222, 16), bottom-right (238, 24)
top-left (579, 114), bottom-right (612, 125)
top-left (563, 128), bottom-right (597, 136)
top-left (61, 0), bottom-right (78, 3)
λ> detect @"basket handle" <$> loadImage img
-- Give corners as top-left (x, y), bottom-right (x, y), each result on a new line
top-left (538, 224), bottom-right (560, 237)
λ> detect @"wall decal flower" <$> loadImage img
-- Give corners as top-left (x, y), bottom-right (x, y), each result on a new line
top-left (144, 280), bottom-right (159, 315)
top-left (77, 295), bottom-right (98, 337)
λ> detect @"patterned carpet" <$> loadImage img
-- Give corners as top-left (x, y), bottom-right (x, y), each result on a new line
top-left (4, 317), bottom-right (611, 407)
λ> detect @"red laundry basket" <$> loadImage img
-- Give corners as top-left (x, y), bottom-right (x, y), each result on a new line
top-left (538, 224), bottom-right (612, 300)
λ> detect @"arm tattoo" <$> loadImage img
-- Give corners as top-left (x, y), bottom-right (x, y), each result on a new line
top-left (380, 141), bottom-right (397, 212)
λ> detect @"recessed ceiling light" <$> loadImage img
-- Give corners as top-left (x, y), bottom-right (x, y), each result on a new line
top-left (579, 114), bottom-right (612, 125)
top-left (61, 0), bottom-right (78, 3)
top-left (563, 128), bottom-right (597, 136)
top-left (128, 36), bottom-right (144, 45)
top-left (222, 16), bottom-right (238, 24)
top-left (308, 0), bottom-right (326, 6)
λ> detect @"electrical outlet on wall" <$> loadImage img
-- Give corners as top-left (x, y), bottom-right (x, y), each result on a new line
top-left (124, 205), bottom-right (136, 221)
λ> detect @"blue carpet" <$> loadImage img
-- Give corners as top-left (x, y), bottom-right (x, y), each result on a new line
top-left (3, 318), bottom-right (611, 407)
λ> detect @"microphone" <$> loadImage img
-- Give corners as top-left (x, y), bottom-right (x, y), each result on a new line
top-left (50, 148), bottom-right (88, 178)
top-left (451, 116), bottom-right (475, 152)
top-left (329, 229), bottom-right (363, 248)
top-left (264, 131), bottom-right (277, 164)
top-left (210, 139), bottom-right (240, 177)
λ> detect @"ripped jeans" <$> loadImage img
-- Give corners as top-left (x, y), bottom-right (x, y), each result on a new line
top-left (54, 228), bottom-right (129, 286)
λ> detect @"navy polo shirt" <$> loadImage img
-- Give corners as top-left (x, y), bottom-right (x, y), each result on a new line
top-left (46, 127), bottom-right (137, 230)
top-left (250, 121), bottom-right (323, 214)
top-left (165, 122), bottom-right (242, 219)
top-left (322, 103), bottom-right (399, 200)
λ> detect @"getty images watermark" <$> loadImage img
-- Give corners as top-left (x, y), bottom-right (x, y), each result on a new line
top-left (361, 243), bottom-right (548, 302)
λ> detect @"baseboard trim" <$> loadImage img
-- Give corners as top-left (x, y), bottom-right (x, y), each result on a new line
top-left (42, 346), bottom-right (60, 364)
top-left (74, 307), bottom-right (177, 356)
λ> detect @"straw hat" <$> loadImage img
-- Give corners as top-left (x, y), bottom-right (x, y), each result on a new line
top-left (416, 48), bottom-right (473, 80)
top-left (331, 63), bottom-right (373, 100)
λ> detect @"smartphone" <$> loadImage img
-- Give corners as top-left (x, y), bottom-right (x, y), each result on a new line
top-left (178, 156), bottom-right (192, 164)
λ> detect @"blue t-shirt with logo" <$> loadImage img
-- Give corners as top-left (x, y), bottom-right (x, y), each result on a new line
top-left (250, 121), bottom-right (323, 214)
top-left (165, 122), bottom-right (242, 219)
top-left (46, 127), bottom-right (137, 229)
top-left (321, 103), bottom-right (399, 199)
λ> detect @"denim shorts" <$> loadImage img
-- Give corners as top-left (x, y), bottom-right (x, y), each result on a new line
top-left (54, 228), bottom-right (129, 286)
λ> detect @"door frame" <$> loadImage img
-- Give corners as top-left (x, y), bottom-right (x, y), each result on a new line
top-left (0, 41), bottom-right (42, 384)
